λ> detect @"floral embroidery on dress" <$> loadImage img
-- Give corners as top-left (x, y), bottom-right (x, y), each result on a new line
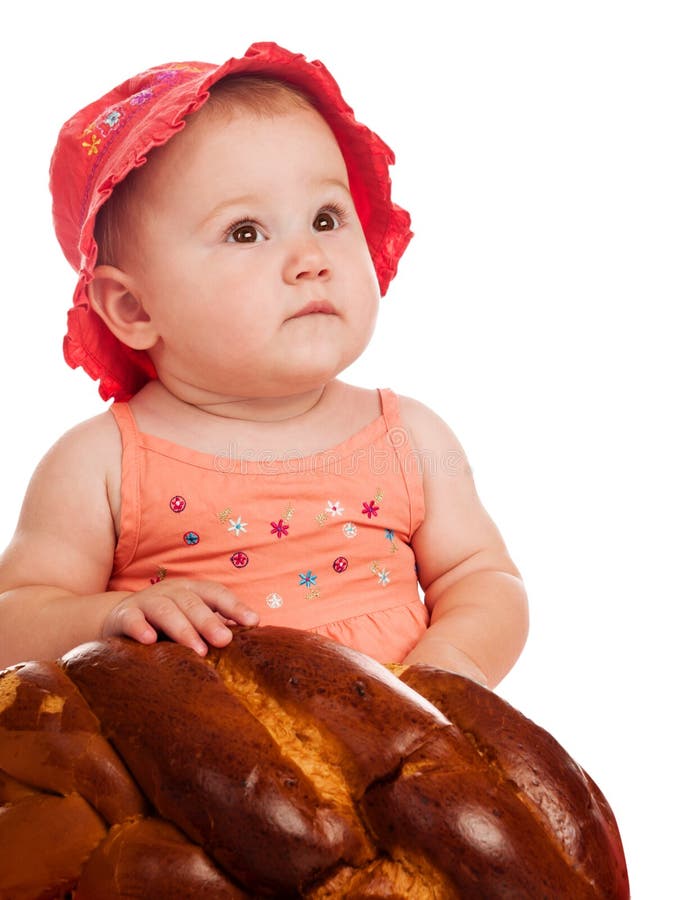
top-left (362, 500), bottom-right (380, 519)
top-left (385, 528), bottom-right (400, 554)
top-left (332, 556), bottom-right (348, 573)
top-left (230, 551), bottom-right (249, 568)
top-left (272, 502), bottom-right (295, 535)
top-left (298, 571), bottom-right (317, 588)
top-left (169, 495), bottom-right (186, 513)
top-left (343, 522), bottom-right (358, 538)
top-left (265, 592), bottom-right (283, 609)
top-left (270, 519), bottom-right (289, 539)
top-left (150, 566), bottom-right (167, 585)
top-left (217, 507), bottom-right (233, 524)
top-left (316, 499), bottom-right (343, 527)
top-left (370, 560), bottom-right (391, 586)
top-left (228, 516), bottom-right (248, 536)
top-left (183, 531), bottom-right (200, 545)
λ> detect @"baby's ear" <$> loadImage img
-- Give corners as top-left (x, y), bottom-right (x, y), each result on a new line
top-left (87, 265), bottom-right (158, 351)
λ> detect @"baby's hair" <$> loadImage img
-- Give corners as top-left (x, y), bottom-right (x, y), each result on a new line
top-left (93, 76), bottom-right (315, 267)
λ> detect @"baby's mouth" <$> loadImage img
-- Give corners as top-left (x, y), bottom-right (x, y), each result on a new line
top-left (286, 300), bottom-right (337, 320)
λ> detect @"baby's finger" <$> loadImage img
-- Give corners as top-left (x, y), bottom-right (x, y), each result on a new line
top-left (140, 591), bottom-right (212, 655)
top-left (185, 580), bottom-right (260, 627)
top-left (105, 604), bottom-right (157, 645)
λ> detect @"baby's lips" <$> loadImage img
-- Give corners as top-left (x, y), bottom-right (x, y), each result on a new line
top-left (286, 300), bottom-right (337, 319)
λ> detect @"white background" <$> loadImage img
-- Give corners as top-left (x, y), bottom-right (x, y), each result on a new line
top-left (1, 2), bottom-right (683, 895)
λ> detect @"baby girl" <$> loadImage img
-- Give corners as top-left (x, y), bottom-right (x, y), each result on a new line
top-left (0, 42), bottom-right (527, 686)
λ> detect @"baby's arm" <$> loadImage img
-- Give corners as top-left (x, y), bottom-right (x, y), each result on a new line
top-left (401, 398), bottom-right (528, 687)
top-left (0, 417), bottom-right (257, 669)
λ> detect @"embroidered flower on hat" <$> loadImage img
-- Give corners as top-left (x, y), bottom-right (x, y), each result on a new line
top-left (103, 110), bottom-right (122, 130)
top-left (82, 134), bottom-right (101, 156)
top-left (129, 88), bottom-right (154, 107)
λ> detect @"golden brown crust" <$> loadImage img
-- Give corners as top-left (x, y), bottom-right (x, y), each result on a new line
top-left (217, 627), bottom-right (450, 796)
top-left (77, 817), bottom-right (248, 898)
top-left (363, 729), bottom-right (598, 897)
top-left (0, 659), bottom-right (146, 824)
top-left (63, 637), bottom-right (370, 895)
top-left (0, 768), bottom-right (37, 804)
top-left (0, 793), bottom-right (106, 899)
top-left (399, 665), bottom-right (630, 898)
top-left (0, 629), bottom-right (629, 897)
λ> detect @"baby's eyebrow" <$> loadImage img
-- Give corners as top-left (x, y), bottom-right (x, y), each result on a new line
top-left (200, 195), bottom-right (262, 228)
top-left (317, 177), bottom-right (351, 193)
top-left (198, 178), bottom-right (352, 230)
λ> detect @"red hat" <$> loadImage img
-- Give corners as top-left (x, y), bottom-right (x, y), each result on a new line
top-left (50, 41), bottom-right (412, 402)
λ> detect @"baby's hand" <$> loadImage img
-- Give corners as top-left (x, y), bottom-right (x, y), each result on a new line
top-left (102, 579), bottom-right (260, 655)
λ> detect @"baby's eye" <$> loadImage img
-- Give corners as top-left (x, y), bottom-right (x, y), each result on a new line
top-left (313, 207), bottom-right (343, 232)
top-left (225, 221), bottom-right (264, 243)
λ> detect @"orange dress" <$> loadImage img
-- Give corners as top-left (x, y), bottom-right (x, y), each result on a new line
top-left (108, 389), bottom-right (429, 663)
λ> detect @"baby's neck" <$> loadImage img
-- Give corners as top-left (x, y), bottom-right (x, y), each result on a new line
top-left (141, 380), bottom-right (330, 425)
top-left (126, 379), bottom-right (382, 461)
top-left (189, 388), bottom-right (330, 423)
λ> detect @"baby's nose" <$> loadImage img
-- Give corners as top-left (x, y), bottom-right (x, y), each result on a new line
top-left (283, 237), bottom-right (331, 283)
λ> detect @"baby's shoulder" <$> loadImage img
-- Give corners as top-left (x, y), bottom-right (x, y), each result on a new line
top-left (395, 394), bottom-right (464, 453)
top-left (48, 410), bottom-right (122, 464)
top-left (36, 411), bottom-right (123, 504)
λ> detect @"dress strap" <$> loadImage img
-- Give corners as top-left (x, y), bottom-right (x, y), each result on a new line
top-left (109, 400), bottom-right (140, 442)
top-left (377, 389), bottom-right (426, 538)
top-left (109, 402), bottom-right (142, 575)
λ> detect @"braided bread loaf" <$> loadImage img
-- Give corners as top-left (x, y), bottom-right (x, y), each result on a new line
top-left (0, 626), bottom-right (629, 898)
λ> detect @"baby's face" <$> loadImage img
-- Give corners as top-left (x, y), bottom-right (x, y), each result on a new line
top-left (119, 103), bottom-right (380, 400)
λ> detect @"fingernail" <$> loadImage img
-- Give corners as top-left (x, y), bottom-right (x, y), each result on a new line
top-left (212, 626), bottom-right (232, 644)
